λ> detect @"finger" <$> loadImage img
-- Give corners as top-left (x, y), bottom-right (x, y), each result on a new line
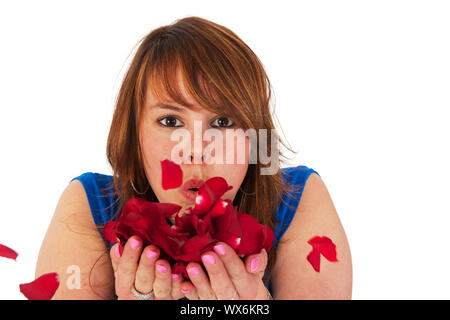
top-left (186, 262), bottom-right (216, 300)
top-left (171, 273), bottom-right (184, 300)
top-left (213, 242), bottom-right (257, 299)
top-left (244, 249), bottom-right (268, 278)
top-left (152, 259), bottom-right (172, 299)
top-left (180, 281), bottom-right (198, 300)
top-left (201, 252), bottom-right (236, 300)
top-left (134, 245), bottom-right (159, 295)
top-left (109, 242), bottom-right (123, 274)
top-left (115, 236), bottom-right (143, 297)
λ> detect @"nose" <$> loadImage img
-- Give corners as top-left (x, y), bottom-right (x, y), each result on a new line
top-left (187, 119), bottom-right (209, 164)
top-left (190, 153), bottom-right (205, 164)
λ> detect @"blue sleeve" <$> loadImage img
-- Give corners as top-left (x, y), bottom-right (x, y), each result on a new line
top-left (70, 172), bottom-right (119, 247)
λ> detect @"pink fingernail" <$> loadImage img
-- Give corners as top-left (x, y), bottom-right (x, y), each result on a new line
top-left (187, 267), bottom-right (200, 276)
top-left (130, 238), bottom-right (141, 249)
top-left (171, 273), bottom-right (180, 281)
top-left (146, 249), bottom-right (158, 259)
top-left (202, 254), bottom-right (216, 265)
top-left (181, 288), bottom-right (190, 294)
top-left (213, 244), bottom-right (226, 256)
top-left (250, 258), bottom-right (259, 272)
top-left (156, 264), bottom-right (168, 273)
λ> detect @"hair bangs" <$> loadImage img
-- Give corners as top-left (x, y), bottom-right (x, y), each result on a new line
top-left (143, 33), bottom-right (253, 130)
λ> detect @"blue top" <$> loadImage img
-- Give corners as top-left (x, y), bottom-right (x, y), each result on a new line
top-left (70, 165), bottom-right (319, 296)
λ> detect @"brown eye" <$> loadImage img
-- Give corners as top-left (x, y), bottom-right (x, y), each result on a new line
top-left (158, 116), bottom-right (183, 127)
top-left (211, 117), bottom-right (234, 128)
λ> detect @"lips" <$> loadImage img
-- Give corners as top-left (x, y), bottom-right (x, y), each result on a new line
top-left (180, 179), bottom-right (205, 202)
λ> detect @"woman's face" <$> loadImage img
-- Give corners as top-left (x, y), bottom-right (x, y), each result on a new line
top-left (139, 72), bottom-right (249, 210)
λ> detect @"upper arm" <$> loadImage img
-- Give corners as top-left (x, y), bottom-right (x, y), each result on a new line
top-left (271, 173), bottom-right (353, 299)
top-left (35, 179), bottom-right (115, 299)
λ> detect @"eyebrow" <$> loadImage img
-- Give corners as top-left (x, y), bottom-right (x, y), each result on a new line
top-left (152, 103), bottom-right (186, 113)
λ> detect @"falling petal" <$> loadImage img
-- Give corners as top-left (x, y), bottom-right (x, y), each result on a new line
top-left (0, 244), bottom-right (18, 261)
top-left (19, 273), bottom-right (60, 300)
top-left (161, 159), bottom-right (183, 190)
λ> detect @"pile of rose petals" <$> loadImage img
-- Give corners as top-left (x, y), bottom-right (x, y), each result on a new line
top-left (104, 173), bottom-right (274, 278)
top-left (0, 159), bottom-right (338, 299)
top-left (0, 244), bottom-right (59, 300)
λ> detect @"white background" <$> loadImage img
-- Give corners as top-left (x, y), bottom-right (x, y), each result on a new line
top-left (0, 0), bottom-right (449, 299)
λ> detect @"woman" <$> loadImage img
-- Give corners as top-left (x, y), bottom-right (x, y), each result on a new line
top-left (35, 16), bottom-right (352, 300)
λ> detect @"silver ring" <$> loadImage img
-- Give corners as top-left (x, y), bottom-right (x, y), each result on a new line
top-left (131, 286), bottom-right (154, 300)
top-left (231, 290), bottom-right (238, 300)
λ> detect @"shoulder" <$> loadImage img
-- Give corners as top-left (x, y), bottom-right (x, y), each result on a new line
top-left (35, 178), bottom-right (115, 299)
top-left (48, 179), bottom-right (92, 227)
top-left (271, 172), bottom-right (353, 299)
top-left (70, 172), bottom-right (117, 227)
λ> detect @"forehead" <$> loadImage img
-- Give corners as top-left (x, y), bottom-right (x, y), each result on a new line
top-left (149, 101), bottom-right (209, 114)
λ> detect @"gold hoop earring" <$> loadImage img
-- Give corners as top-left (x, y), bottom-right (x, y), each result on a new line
top-left (239, 185), bottom-right (256, 196)
top-left (130, 178), bottom-right (150, 195)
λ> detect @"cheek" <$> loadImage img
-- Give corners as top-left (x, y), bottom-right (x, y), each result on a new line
top-left (220, 163), bottom-right (249, 200)
top-left (140, 130), bottom-right (179, 194)
top-left (211, 134), bottom-right (250, 199)
top-left (141, 131), bottom-right (171, 166)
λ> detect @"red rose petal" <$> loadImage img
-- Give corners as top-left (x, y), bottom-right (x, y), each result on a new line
top-left (203, 177), bottom-right (234, 197)
top-left (214, 201), bottom-right (243, 249)
top-left (208, 199), bottom-right (229, 217)
top-left (175, 211), bottom-right (196, 234)
top-left (161, 159), bottom-right (183, 190)
top-left (307, 248), bottom-right (321, 272)
top-left (152, 229), bottom-right (184, 258)
top-left (192, 199), bottom-right (228, 235)
top-left (261, 225), bottom-right (275, 253)
top-left (235, 212), bottom-right (270, 256)
top-left (191, 192), bottom-right (213, 216)
top-left (214, 200), bottom-right (240, 232)
top-left (105, 196), bottom-right (182, 246)
top-left (306, 236), bottom-right (338, 272)
top-left (190, 177), bottom-right (232, 215)
top-left (308, 236), bottom-right (338, 262)
top-left (172, 261), bottom-right (188, 279)
top-left (0, 243), bottom-right (18, 261)
top-left (158, 215), bottom-right (190, 238)
top-left (153, 202), bottom-right (184, 218)
top-left (103, 221), bottom-right (118, 243)
top-left (176, 233), bottom-right (216, 262)
top-left (19, 272), bottom-right (60, 300)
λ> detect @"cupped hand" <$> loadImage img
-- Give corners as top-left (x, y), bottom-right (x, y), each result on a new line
top-left (109, 236), bottom-right (184, 300)
top-left (180, 242), bottom-right (270, 300)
